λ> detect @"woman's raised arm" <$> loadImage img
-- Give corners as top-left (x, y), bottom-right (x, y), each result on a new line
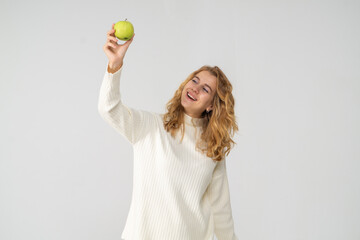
top-left (98, 24), bottom-right (154, 145)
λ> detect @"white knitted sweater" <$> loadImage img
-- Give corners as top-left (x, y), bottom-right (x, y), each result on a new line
top-left (98, 63), bottom-right (238, 240)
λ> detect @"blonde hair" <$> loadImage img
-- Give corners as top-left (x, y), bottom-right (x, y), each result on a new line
top-left (162, 65), bottom-right (238, 162)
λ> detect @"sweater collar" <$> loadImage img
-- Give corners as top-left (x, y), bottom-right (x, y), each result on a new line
top-left (184, 112), bottom-right (206, 127)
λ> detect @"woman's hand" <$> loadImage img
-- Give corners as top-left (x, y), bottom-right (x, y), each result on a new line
top-left (103, 23), bottom-right (135, 71)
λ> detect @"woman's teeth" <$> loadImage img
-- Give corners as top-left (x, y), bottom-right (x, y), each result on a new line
top-left (187, 92), bottom-right (196, 101)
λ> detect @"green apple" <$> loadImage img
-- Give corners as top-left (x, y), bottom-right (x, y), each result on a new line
top-left (114, 19), bottom-right (134, 41)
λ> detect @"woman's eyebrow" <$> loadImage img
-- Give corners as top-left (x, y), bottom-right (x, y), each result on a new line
top-left (194, 76), bottom-right (213, 92)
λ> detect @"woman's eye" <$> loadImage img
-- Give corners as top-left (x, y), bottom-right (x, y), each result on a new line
top-left (192, 79), bottom-right (208, 93)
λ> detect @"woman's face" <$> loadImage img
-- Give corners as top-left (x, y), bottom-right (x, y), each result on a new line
top-left (181, 70), bottom-right (217, 118)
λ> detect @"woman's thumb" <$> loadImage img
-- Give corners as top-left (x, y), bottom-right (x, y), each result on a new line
top-left (126, 33), bottom-right (135, 44)
top-left (120, 34), bottom-right (134, 52)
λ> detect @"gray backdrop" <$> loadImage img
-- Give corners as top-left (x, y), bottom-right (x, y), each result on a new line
top-left (1, 0), bottom-right (359, 239)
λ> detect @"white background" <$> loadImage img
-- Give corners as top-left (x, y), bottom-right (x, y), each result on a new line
top-left (1, 0), bottom-right (359, 239)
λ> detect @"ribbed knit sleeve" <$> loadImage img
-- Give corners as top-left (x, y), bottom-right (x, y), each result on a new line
top-left (98, 63), bottom-right (154, 145)
top-left (208, 159), bottom-right (239, 240)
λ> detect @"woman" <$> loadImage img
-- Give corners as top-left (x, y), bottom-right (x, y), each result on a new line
top-left (98, 23), bottom-right (239, 240)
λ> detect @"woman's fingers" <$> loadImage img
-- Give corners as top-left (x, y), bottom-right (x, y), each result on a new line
top-left (106, 33), bottom-right (117, 42)
top-left (106, 41), bottom-right (117, 49)
top-left (109, 36), bottom-right (118, 42)
top-left (107, 28), bottom-right (115, 37)
top-left (106, 38), bottom-right (118, 48)
top-left (105, 24), bottom-right (118, 50)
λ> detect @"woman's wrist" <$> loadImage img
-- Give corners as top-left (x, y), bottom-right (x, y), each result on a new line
top-left (108, 62), bottom-right (123, 73)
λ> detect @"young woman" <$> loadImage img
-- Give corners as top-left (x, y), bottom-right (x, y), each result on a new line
top-left (98, 23), bottom-right (239, 240)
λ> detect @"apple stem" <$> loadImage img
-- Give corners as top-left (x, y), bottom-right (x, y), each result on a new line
top-left (125, 18), bottom-right (127, 21)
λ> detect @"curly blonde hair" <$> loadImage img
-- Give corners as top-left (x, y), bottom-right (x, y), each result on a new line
top-left (162, 65), bottom-right (238, 162)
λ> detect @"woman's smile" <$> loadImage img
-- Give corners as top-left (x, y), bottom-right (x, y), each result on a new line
top-left (186, 91), bottom-right (197, 101)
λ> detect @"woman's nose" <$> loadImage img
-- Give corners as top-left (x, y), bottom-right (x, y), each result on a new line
top-left (193, 86), bottom-right (201, 93)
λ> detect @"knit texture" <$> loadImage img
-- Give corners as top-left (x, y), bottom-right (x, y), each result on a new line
top-left (98, 63), bottom-right (239, 240)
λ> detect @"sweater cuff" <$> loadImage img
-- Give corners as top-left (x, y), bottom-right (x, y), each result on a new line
top-left (106, 62), bottom-right (123, 78)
